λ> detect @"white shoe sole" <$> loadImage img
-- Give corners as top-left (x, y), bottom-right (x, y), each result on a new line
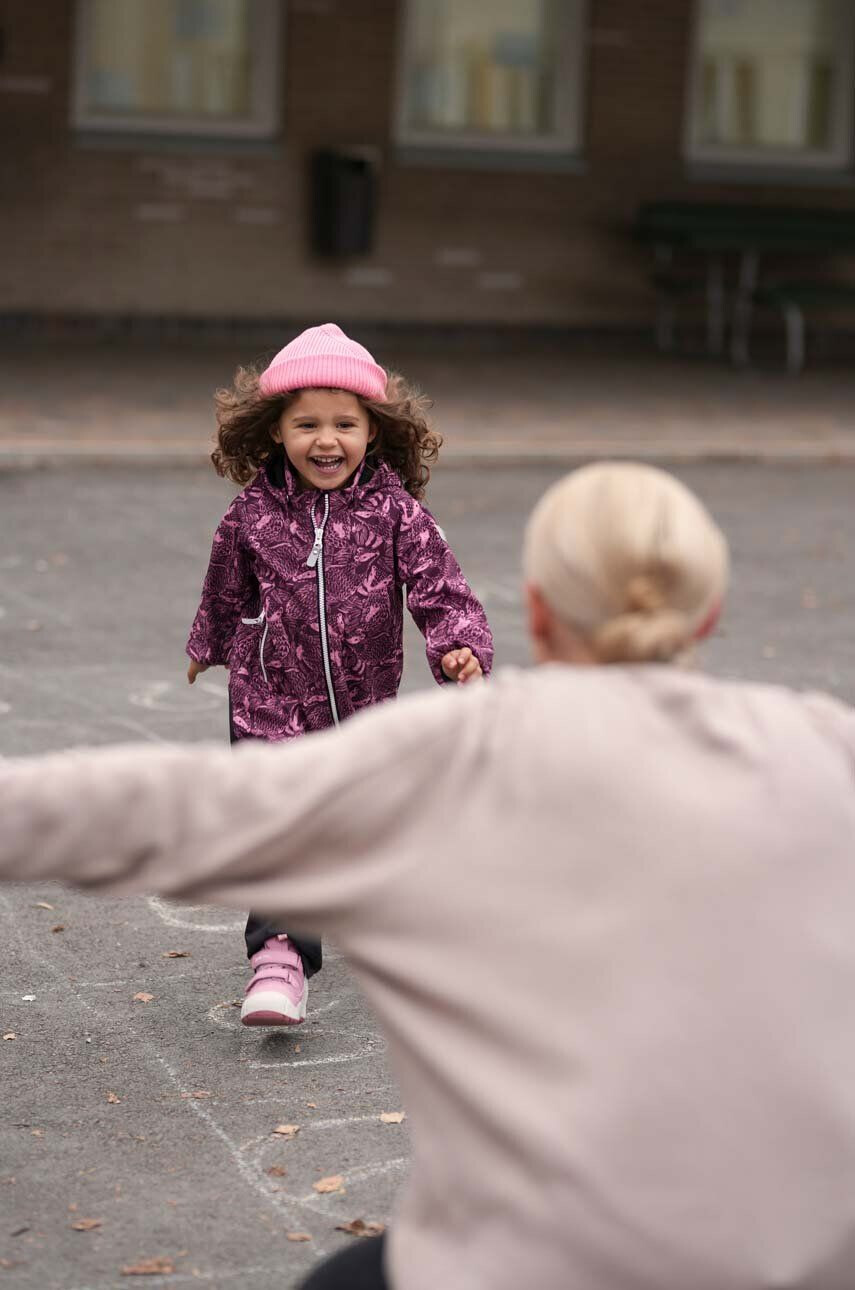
top-left (240, 981), bottom-right (309, 1027)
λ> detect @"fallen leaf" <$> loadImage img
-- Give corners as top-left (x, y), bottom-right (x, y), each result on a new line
top-left (10, 1226), bottom-right (30, 1238)
top-left (273, 1124), bottom-right (299, 1138)
top-left (33, 902), bottom-right (54, 911)
top-left (121, 1257), bottom-right (175, 1276)
top-left (3, 1033), bottom-right (16, 1042)
top-left (379, 1111), bottom-right (405, 1124)
top-left (294, 1044), bottom-right (302, 1053)
top-left (335, 1219), bottom-right (386, 1238)
top-left (286, 1232), bottom-right (312, 1243)
top-left (312, 1174), bottom-right (345, 1194)
top-left (133, 993), bottom-right (154, 1004)
top-left (163, 951), bottom-right (191, 959)
top-left (68, 1203), bottom-right (78, 1212)
top-left (180, 1091), bottom-right (212, 1100)
top-left (106, 1092), bottom-right (121, 1105)
top-left (266, 1166), bottom-right (287, 1178)
top-left (306, 1102), bottom-right (317, 1109)
top-left (71, 1218), bottom-right (102, 1232)
top-left (30, 1129), bottom-right (43, 1138)
top-left (51, 925), bottom-right (65, 933)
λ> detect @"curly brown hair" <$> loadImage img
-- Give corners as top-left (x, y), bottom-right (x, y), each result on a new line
top-left (211, 365), bottom-right (441, 499)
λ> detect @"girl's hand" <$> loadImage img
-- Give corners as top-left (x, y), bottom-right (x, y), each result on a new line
top-left (441, 648), bottom-right (483, 685)
top-left (187, 660), bottom-right (210, 685)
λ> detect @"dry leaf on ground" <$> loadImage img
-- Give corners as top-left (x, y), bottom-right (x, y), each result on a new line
top-left (286, 1233), bottom-right (312, 1243)
top-left (306, 1102), bottom-right (317, 1109)
top-left (266, 1166), bottom-right (287, 1178)
top-left (335, 1219), bottom-right (386, 1238)
top-left (33, 902), bottom-right (54, 910)
top-left (273, 1124), bottom-right (299, 1138)
top-left (312, 1175), bottom-right (345, 1194)
top-left (71, 1218), bottom-right (102, 1232)
top-left (51, 925), bottom-right (65, 933)
top-left (106, 1092), bottom-right (121, 1105)
top-left (163, 951), bottom-right (190, 958)
top-left (3, 1033), bottom-right (16, 1041)
top-left (132, 993), bottom-right (154, 1004)
top-left (379, 1111), bottom-right (405, 1124)
top-left (121, 1257), bottom-right (175, 1276)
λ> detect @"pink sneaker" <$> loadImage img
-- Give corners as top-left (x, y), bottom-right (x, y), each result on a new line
top-left (240, 936), bottom-right (308, 1027)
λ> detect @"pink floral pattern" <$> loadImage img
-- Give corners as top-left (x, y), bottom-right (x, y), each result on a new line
top-left (187, 460), bottom-right (493, 741)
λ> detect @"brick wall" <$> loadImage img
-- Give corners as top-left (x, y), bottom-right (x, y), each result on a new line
top-left (1, 0), bottom-right (854, 327)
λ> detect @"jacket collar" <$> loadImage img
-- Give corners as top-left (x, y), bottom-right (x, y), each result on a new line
top-left (261, 448), bottom-right (390, 508)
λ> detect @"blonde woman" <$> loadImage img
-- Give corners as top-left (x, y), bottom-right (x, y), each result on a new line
top-left (4, 463), bottom-right (855, 1290)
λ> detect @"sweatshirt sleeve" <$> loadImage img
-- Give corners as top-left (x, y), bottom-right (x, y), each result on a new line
top-left (396, 496), bottom-right (494, 684)
top-left (187, 500), bottom-right (258, 666)
top-left (0, 685), bottom-right (479, 934)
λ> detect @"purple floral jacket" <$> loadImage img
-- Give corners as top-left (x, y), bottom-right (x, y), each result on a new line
top-left (187, 456), bottom-right (493, 741)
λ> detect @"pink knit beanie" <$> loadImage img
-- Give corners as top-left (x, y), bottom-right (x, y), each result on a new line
top-left (259, 323), bottom-right (387, 401)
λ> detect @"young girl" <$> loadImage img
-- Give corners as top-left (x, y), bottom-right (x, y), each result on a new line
top-left (185, 323), bottom-right (493, 1027)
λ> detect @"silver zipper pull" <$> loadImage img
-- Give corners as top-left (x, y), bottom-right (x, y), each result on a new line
top-left (306, 529), bottom-right (323, 568)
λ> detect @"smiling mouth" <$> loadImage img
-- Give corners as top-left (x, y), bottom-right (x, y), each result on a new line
top-left (309, 456), bottom-right (346, 474)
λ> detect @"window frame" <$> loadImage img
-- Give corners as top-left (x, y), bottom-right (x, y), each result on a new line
top-left (70, 0), bottom-right (282, 139)
top-left (684, 0), bottom-right (855, 171)
top-left (393, 0), bottom-right (588, 156)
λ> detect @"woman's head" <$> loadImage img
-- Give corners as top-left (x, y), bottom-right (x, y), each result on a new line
top-left (211, 323), bottom-right (440, 497)
top-left (523, 462), bottom-right (729, 666)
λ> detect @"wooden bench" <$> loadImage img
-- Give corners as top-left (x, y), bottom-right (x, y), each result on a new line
top-left (751, 282), bottom-right (855, 373)
top-left (634, 202), bottom-right (855, 369)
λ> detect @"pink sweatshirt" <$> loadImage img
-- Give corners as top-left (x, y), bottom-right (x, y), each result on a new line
top-left (3, 664), bottom-right (855, 1290)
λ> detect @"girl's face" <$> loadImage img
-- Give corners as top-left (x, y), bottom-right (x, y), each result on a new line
top-left (273, 389), bottom-right (376, 491)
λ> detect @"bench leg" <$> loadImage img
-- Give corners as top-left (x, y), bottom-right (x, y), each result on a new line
top-left (706, 257), bottom-right (725, 356)
top-left (655, 297), bottom-right (676, 352)
top-left (783, 303), bottom-right (805, 374)
top-left (730, 250), bottom-right (758, 367)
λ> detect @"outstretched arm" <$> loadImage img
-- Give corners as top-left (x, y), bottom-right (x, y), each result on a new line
top-left (0, 685), bottom-right (479, 933)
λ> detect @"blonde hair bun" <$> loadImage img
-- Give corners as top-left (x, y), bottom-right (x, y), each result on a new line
top-left (523, 463), bottom-right (729, 664)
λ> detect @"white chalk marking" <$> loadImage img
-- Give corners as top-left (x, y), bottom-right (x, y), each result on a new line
top-left (250, 1033), bottom-right (383, 1069)
top-left (129, 678), bottom-right (224, 713)
top-left (298, 1155), bottom-right (408, 1202)
top-left (147, 895), bottom-right (244, 933)
top-left (207, 996), bottom-right (342, 1032)
top-left (0, 891), bottom-right (333, 1241)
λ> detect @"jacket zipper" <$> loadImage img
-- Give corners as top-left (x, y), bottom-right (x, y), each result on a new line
top-left (240, 608), bottom-right (269, 685)
top-left (306, 493), bottom-right (340, 726)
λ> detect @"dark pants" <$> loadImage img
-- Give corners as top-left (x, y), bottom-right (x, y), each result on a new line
top-left (299, 1236), bottom-right (388, 1289)
top-left (230, 703), bottom-right (323, 977)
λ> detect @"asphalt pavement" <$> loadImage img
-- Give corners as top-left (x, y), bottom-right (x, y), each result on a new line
top-left (2, 461), bottom-right (855, 1288)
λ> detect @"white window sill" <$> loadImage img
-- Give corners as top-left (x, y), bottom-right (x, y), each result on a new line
top-left (73, 130), bottom-right (283, 157)
top-left (687, 161), bottom-right (855, 189)
top-left (395, 146), bottom-right (587, 174)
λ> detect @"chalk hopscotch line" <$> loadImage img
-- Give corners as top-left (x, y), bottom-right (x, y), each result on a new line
top-left (207, 996), bottom-right (342, 1033)
top-left (0, 891), bottom-right (333, 1246)
top-left (147, 894), bottom-right (245, 933)
top-left (129, 678), bottom-right (228, 713)
top-left (250, 1030), bottom-right (385, 1070)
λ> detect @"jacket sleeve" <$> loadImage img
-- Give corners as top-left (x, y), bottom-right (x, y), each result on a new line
top-left (0, 685), bottom-right (482, 935)
top-left (395, 496), bottom-right (494, 684)
top-left (187, 500), bottom-right (258, 666)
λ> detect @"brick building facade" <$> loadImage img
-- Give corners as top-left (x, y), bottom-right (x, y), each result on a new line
top-left (2, 0), bottom-right (854, 329)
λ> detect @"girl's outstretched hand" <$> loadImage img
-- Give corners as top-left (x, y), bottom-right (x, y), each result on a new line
top-left (441, 647), bottom-right (483, 685)
top-left (187, 659), bottom-right (210, 685)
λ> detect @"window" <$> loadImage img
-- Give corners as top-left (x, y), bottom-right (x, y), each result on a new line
top-left (72, 0), bottom-right (280, 137)
top-left (395, 0), bottom-right (587, 154)
top-left (687, 0), bottom-right (855, 169)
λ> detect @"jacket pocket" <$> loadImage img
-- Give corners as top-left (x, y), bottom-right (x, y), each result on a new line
top-left (240, 608), bottom-right (269, 685)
